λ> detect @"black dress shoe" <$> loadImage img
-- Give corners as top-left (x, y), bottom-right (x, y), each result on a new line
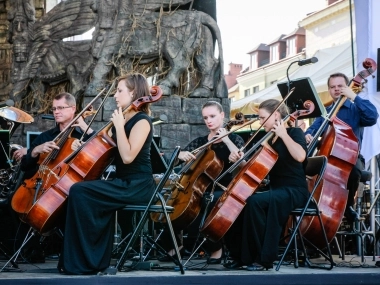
top-left (207, 256), bottom-right (222, 264)
top-left (158, 247), bottom-right (184, 262)
top-left (246, 262), bottom-right (273, 271)
top-left (223, 260), bottom-right (243, 269)
top-left (345, 206), bottom-right (360, 224)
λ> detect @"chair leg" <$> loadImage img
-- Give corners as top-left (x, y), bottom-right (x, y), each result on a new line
top-left (333, 236), bottom-right (342, 258)
top-left (158, 195), bottom-right (184, 274)
top-left (276, 216), bottom-right (299, 271)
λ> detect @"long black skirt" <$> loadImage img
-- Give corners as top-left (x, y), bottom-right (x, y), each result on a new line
top-left (59, 175), bottom-right (155, 275)
top-left (225, 186), bottom-right (308, 265)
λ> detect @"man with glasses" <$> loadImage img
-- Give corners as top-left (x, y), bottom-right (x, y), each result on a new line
top-left (21, 92), bottom-right (94, 179)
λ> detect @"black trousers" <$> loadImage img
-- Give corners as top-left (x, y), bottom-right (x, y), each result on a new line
top-left (346, 154), bottom-right (365, 211)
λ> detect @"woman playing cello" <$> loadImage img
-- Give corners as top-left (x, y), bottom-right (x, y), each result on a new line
top-left (224, 99), bottom-right (309, 271)
top-left (58, 73), bottom-right (157, 275)
top-left (159, 101), bottom-right (244, 264)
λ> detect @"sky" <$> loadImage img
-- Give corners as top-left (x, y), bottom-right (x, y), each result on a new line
top-left (216, 0), bottom-right (327, 71)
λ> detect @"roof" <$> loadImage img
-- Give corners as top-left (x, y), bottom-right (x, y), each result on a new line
top-left (247, 43), bottom-right (269, 54)
top-left (283, 27), bottom-right (306, 39)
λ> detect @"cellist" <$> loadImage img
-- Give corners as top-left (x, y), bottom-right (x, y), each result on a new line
top-left (13, 92), bottom-right (94, 263)
top-left (223, 99), bottom-right (309, 271)
top-left (158, 101), bottom-right (244, 264)
top-left (304, 72), bottom-right (378, 227)
top-left (58, 73), bottom-right (157, 275)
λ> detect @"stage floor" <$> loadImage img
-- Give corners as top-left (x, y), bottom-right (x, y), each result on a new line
top-left (1, 255), bottom-right (380, 285)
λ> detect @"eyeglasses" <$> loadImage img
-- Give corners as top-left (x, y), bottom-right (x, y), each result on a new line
top-left (50, 106), bottom-right (73, 112)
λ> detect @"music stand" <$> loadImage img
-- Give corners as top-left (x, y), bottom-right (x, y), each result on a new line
top-left (277, 77), bottom-right (326, 119)
top-left (151, 137), bottom-right (168, 174)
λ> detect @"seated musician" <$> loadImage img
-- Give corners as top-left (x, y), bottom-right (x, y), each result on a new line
top-left (158, 101), bottom-right (244, 264)
top-left (304, 72), bottom-right (378, 226)
top-left (58, 73), bottom-right (157, 275)
top-left (223, 99), bottom-right (309, 271)
top-left (13, 92), bottom-right (94, 263)
top-left (20, 92), bottom-right (95, 179)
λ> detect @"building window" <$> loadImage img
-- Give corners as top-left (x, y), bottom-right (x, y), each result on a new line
top-left (251, 53), bottom-right (257, 69)
top-left (270, 45), bottom-right (278, 62)
top-left (287, 38), bottom-right (296, 56)
top-left (253, 86), bottom-right (259, 93)
top-left (244, 89), bottom-right (251, 97)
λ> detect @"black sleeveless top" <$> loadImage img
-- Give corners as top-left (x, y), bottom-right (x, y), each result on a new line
top-left (111, 112), bottom-right (153, 179)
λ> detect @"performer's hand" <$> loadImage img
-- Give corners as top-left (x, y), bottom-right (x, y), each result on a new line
top-left (71, 139), bottom-right (83, 151)
top-left (228, 150), bottom-right (243, 163)
top-left (271, 119), bottom-right (287, 138)
top-left (178, 151), bottom-right (196, 162)
top-left (340, 86), bottom-right (357, 101)
top-left (111, 107), bottom-right (126, 130)
top-left (305, 134), bottom-right (313, 144)
top-left (32, 141), bottom-right (59, 157)
top-left (13, 148), bottom-right (27, 162)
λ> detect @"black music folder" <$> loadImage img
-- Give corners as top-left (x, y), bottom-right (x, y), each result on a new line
top-left (277, 77), bottom-right (326, 119)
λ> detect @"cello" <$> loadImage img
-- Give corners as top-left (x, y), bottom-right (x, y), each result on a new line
top-left (150, 113), bottom-right (254, 228)
top-left (299, 58), bottom-right (377, 247)
top-left (201, 99), bottom-right (315, 242)
top-left (19, 85), bottom-right (162, 235)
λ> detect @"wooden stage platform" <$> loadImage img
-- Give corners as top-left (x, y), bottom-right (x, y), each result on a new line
top-left (1, 254), bottom-right (379, 285)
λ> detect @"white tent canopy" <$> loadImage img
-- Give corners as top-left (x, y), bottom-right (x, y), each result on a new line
top-left (231, 42), bottom-right (354, 112)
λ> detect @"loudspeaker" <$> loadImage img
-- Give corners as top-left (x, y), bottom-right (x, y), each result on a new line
top-left (0, 130), bottom-right (10, 169)
top-left (277, 77), bottom-right (325, 119)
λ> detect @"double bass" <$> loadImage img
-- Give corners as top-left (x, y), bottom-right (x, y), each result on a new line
top-left (13, 85), bottom-right (162, 235)
top-left (300, 58), bottom-right (377, 247)
top-left (201, 97), bottom-right (315, 242)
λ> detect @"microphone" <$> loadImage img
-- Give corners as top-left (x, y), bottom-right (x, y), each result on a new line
top-left (298, 57), bottom-right (318, 66)
top-left (0, 99), bottom-right (15, 108)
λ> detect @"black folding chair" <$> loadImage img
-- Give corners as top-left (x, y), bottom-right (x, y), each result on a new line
top-left (108, 146), bottom-right (184, 274)
top-left (276, 155), bottom-right (334, 271)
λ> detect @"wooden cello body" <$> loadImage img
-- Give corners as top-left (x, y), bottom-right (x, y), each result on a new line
top-left (24, 130), bottom-right (116, 234)
top-left (200, 139), bottom-right (278, 242)
top-left (11, 136), bottom-right (77, 221)
top-left (151, 147), bottom-right (224, 228)
top-left (300, 117), bottom-right (358, 246)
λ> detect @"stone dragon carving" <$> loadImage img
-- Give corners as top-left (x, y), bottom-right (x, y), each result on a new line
top-left (9, 0), bottom-right (226, 108)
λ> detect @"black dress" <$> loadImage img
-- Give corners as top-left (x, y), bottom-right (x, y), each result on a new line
top-left (225, 127), bottom-right (309, 266)
top-left (59, 112), bottom-right (156, 275)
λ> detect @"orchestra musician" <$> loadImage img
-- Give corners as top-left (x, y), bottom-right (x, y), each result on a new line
top-left (304, 72), bottom-right (379, 227)
top-left (58, 73), bottom-right (157, 275)
top-left (14, 92), bottom-right (94, 263)
top-left (158, 101), bottom-right (244, 264)
top-left (223, 99), bottom-right (309, 271)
